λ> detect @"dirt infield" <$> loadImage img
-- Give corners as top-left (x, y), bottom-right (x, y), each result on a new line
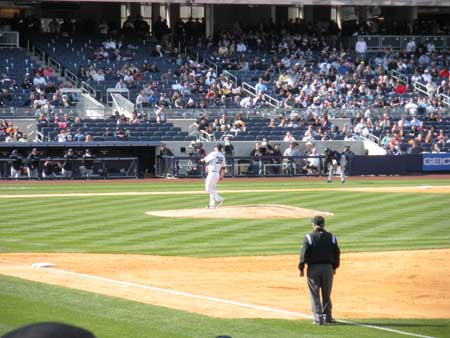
top-left (0, 249), bottom-right (449, 320)
top-left (1, 174), bottom-right (450, 185)
top-left (145, 205), bottom-right (334, 219)
top-left (1, 185), bottom-right (450, 199)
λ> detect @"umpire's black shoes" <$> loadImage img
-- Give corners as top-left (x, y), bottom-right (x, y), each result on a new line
top-left (312, 316), bottom-right (325, 325)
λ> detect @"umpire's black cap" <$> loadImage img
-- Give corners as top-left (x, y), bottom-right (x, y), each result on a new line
top-left (311, 215), bottom-right (325, 227)
top-left (1, 322), bottom-right (96, 338)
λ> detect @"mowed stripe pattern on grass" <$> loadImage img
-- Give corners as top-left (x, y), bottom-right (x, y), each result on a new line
top-left (1, 187), bottom-right (449, 256)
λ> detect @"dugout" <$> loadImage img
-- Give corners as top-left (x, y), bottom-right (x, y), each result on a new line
top-left (0, 141), bottom-right (162, 178)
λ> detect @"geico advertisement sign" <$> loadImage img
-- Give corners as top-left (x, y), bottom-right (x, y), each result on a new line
top-left (423, 157), bottom-right (450, 166)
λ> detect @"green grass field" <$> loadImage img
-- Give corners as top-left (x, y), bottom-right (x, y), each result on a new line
top-left (1, 178), bottom-right (450, 338)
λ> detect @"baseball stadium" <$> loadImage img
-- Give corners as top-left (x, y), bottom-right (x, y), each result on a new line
top-left (0, 0), bottom-right (450, 337)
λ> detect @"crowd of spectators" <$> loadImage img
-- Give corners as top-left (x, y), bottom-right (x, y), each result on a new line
top-left (0, 60), bottom-right (77, 114)
top-left (34, 109), bottom-right (174, 142)
top-left (0, 120), bottom-right (28, 143)
top-left (7, 10), bottom-right (447, 117)
top-left (196, 112), bottom-right (248, 139)
top-left (1, 13), bottom-right (449, 155)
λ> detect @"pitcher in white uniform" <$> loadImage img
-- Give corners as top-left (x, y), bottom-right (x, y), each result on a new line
top-left (200, 144), bottom-right (226, 209)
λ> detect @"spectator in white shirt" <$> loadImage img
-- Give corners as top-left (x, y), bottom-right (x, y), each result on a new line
top-left (56, 130), bottom-right (67, 142)
top-left (418, 54), bottom-right (430, 66)
top-left (33, 74), bottom-right (47, 87)
top-left (236, 41), bottom-right (247, 53)
top-left (404, 98), bottom-right (418, 115)
top-left (103, 38), bottom-right (117, 50)
top-left (302, 125), bottom-right (316, 141)
top-left (354, 119), bottom-right (369, 137)
top-left (172, 82), bottom-right (184, 93)
top-left (355, 38), bottom-right (367, 60)
top-left (35, 93), bottom-right (47, 107)
top-left (240, 96), bottom-right (254, 109)
top-left (283, 131), bottom-right (296, 143)
top-left (411, 71), bottom-right (421, 84)
top-left (205, 75), bottom-right (216, 86)
top-left (426, 80), bottom-right (437, 95)
top-left (421, 69), bottom-right (432, 83)
top-left (123, 71), bottom-right (134, 82)
top-left (281, 56), bottom-right (291, 69)
top-left (115, 78), bottom-right (127, 89)
top-left (91, 69), bottom-right (105, 82)
top-left (206, 68), bottom-right (217, 79)
top-left (397, 60), bottom-right (407, 72)
top-left (406, 39), bottom-right (416, 53)
top-left (135, 90), bottom-right (148, 108)
top-left (426, 42), bottom-right (435, 53)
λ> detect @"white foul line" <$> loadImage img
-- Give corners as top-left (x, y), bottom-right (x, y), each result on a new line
top-left (42, 267), bottom-right (436, 338)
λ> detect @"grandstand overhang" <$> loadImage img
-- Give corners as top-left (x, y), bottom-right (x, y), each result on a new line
top-left (36, 0), bottom-right (450, 6)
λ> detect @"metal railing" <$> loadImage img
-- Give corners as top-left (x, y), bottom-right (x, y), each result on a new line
top-left (79, 93), bottom-right (105, 119)
top-left (0, 31), bottom-right (19, 48)
top-left (390, 69), bottom-right (409, 85)
top-left (47, 56), bottom-right (61, 75)
top-left (242, 82), bottom-right (280, 109)
top-left (0, 156), bottom-right (139, 180)
top-left (156, 155), bottom-right (331, 178)
top-left (27, 39), bottom-right (80, 86)
top-left (346, 35), bottom-right (450, 51)
top-left (81, 81), bottom-right (97, 97)
top-left (413, 81), bottom-right (429, 96)
top-left (223, 70), bottom-right (237, 84)
top-left (204, 58), bottom-right (218, 75)
top-left (413, 82), bottom-right (450, 107)
top-left (107, 88), bottom-right (130, 104)
top-left (64, 69), bottom-right (78, 84)
top-left (186, 46), bottom-right (218, 75)
top-left (2, 104), bottom-right (448, 121)
top-left (110, 92), bottom-right (134, 118)
top-left (439, 93), bottom-right (450, 107)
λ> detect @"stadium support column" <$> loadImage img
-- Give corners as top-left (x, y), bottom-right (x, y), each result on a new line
top-left (169, 3), bottom-right (180, 30)
top-left (303, 5), bottom-right (313, 23)
top-left (331, 6), bottom-right (342, 29)
top-left (205, 4), bottom-right (214, 38)
top-left (271, 6), bottom-right (276, 25)
top-left (166, 4), bottom-right (171, 29)
top-left (407, 7), bottom-right (418, 21)
top-left (299, 5), bottom-right (304, 19)
top-left (152, 3), bottom-right (160, 24)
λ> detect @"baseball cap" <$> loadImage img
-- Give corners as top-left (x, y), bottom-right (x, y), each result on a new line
top-left (2, 322), bottom-right (96, 338)
top-left (311, 215), bottom-right (325, 227)
top-left (216, 144), bottom-right (223, 151)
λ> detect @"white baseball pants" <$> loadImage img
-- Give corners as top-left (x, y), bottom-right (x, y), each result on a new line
top-left (10, 167), bottom-right (20, 178)
top-left (205, 172), bottom-right (223, 208)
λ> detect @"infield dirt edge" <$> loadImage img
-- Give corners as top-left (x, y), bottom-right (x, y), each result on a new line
top-left (0, 249), bottom-right (449, 320)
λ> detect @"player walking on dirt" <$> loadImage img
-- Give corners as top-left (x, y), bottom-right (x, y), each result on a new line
top-left (200, 144), bottom-right (226, 209)
top-left (324, 148), bottom-right (345, 183)
top-left (299, 216), bottom-right (340, 325)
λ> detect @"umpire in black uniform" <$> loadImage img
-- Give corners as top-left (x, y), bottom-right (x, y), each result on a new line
top-left (299, 215), bottom-right (340, 325)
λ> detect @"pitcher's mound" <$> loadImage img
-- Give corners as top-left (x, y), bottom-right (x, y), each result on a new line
top-left (145, 205), bottom-right (333, 220)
